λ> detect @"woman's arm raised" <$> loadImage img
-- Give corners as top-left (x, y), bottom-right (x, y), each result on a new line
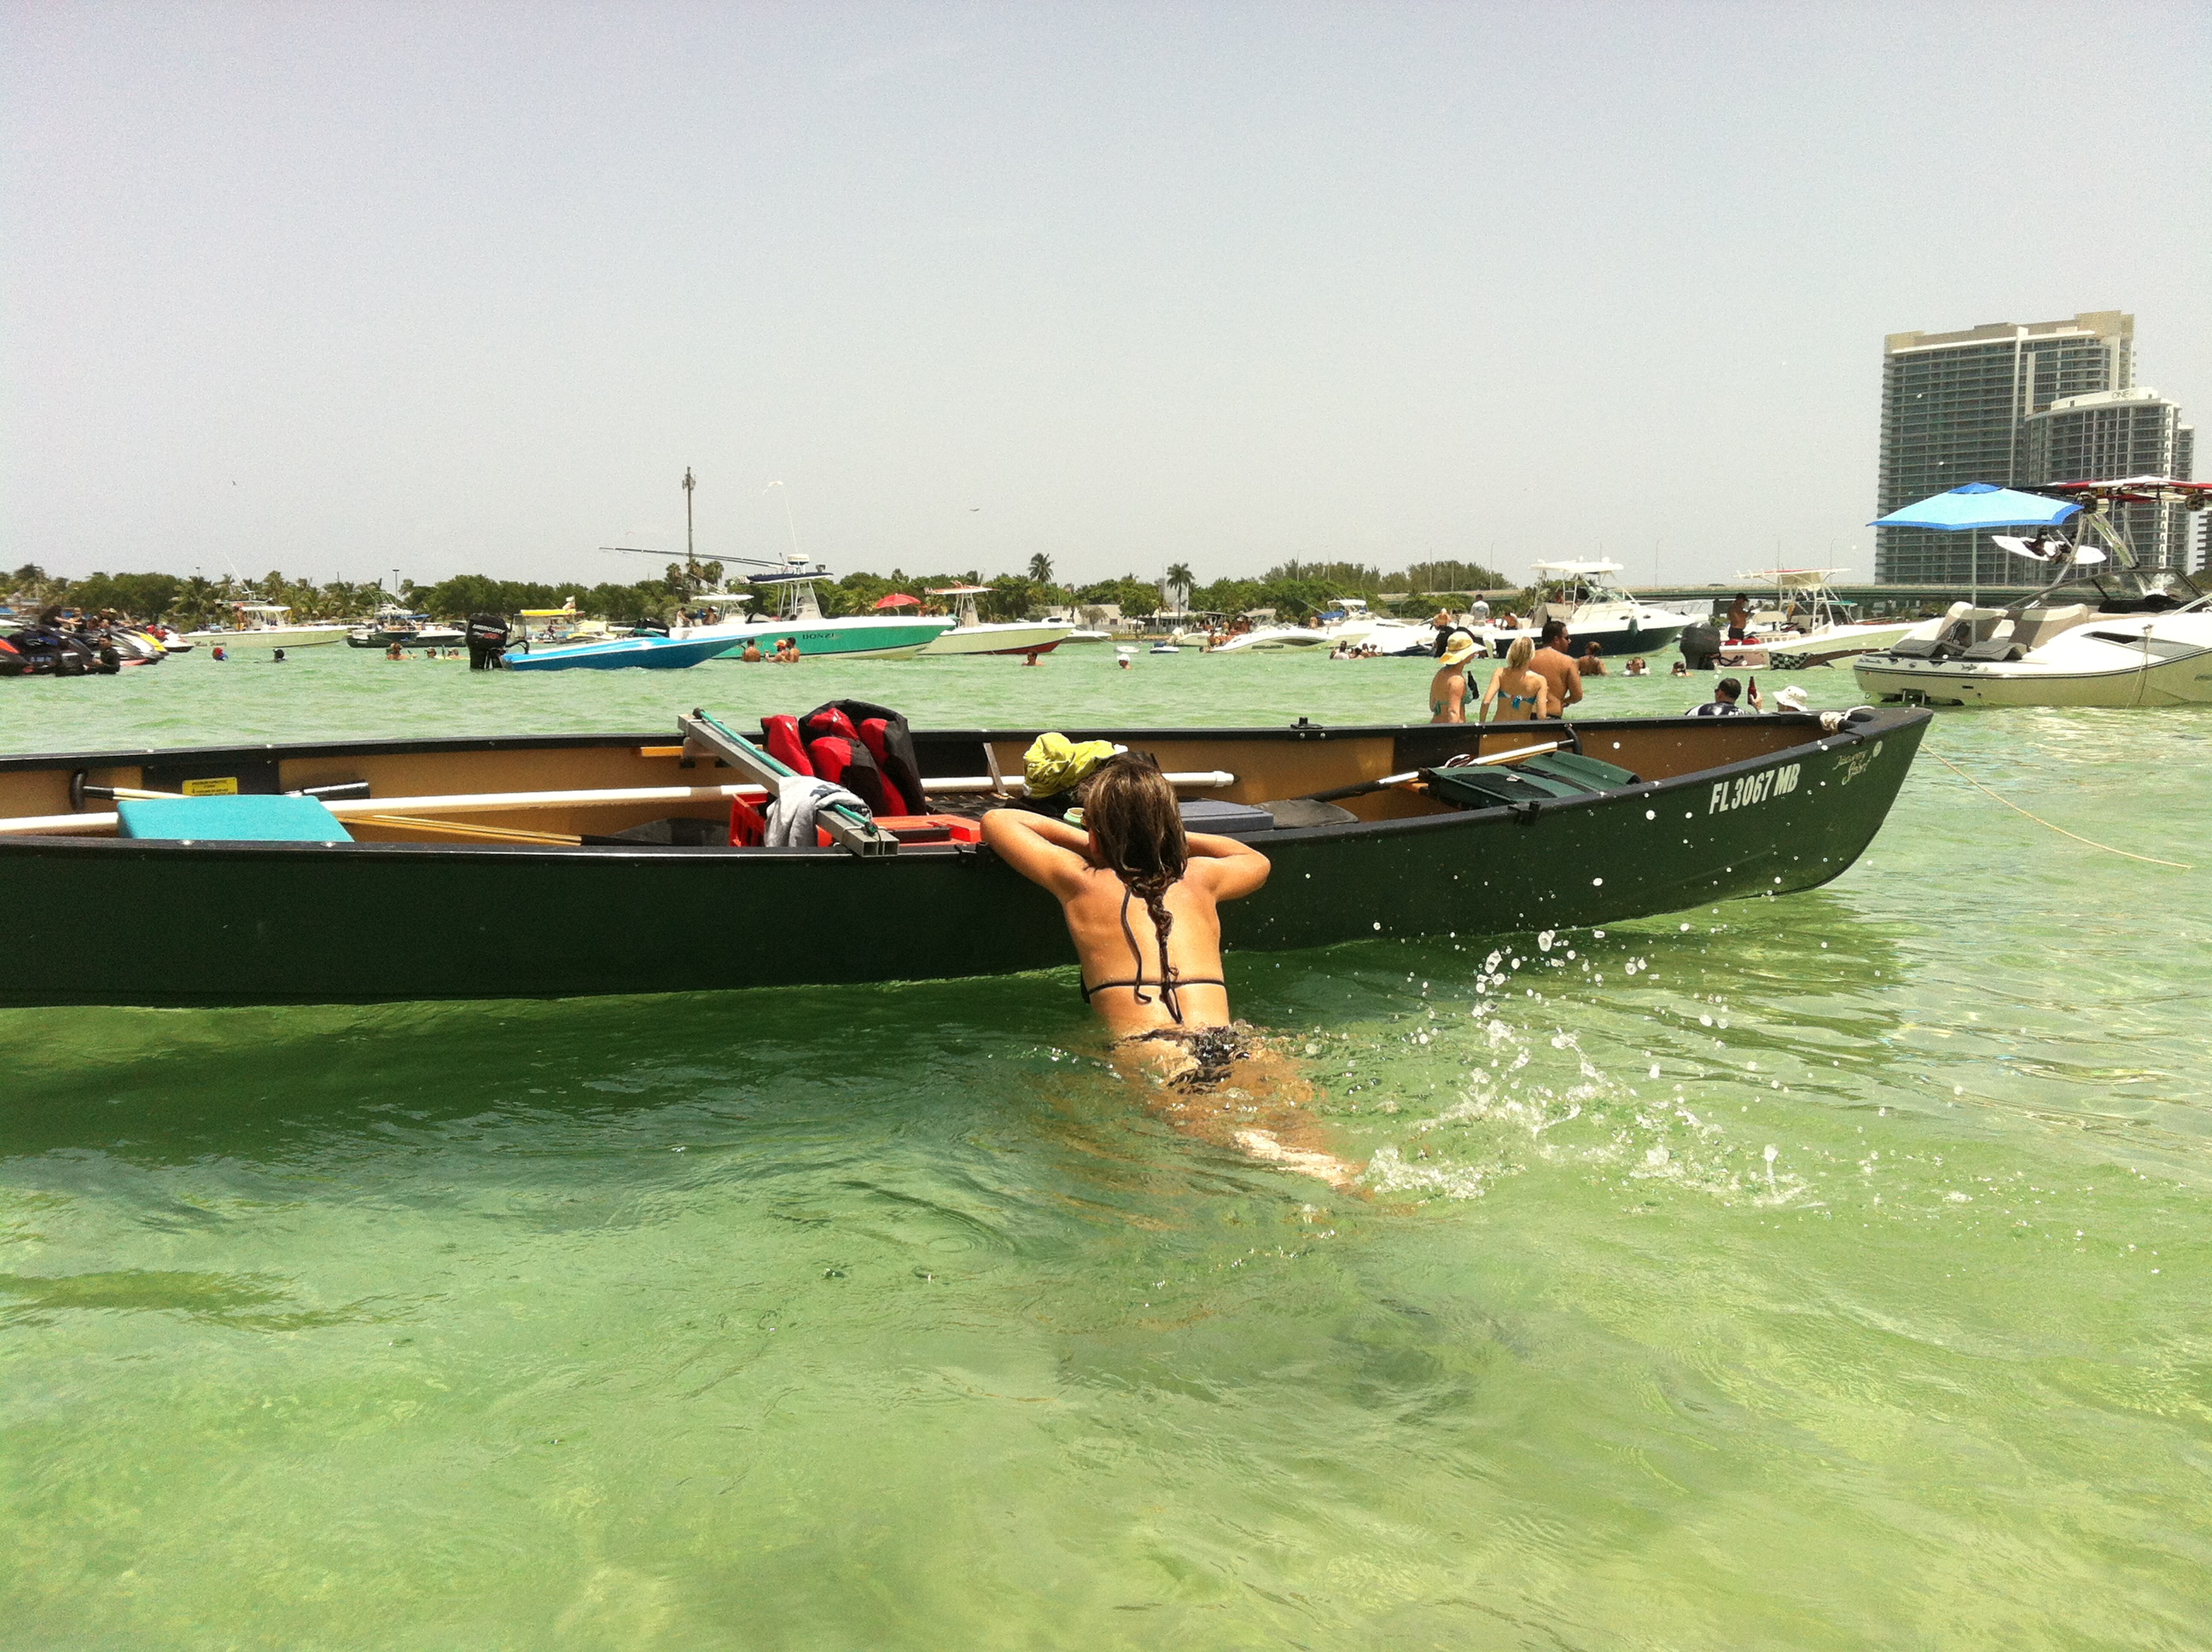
top-left (1186, 832), bottom-right (1272, 901)
top-left (981, 809), bottom-right (1093, 896)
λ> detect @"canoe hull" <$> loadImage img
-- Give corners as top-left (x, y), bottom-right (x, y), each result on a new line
top-left (0, 713), bottom-right (1928, 1007)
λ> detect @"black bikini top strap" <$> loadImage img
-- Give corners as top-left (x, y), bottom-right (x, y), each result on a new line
top-left (1102, 885), bottom-right (1185, 1024)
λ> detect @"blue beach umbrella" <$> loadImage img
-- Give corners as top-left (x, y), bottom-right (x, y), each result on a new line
top-left (1869, 483), bottom-right (2082, 531)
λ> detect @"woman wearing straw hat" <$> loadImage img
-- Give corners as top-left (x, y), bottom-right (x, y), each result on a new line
top-left (1429, 633), bottom-right (1481, 722)
top-left (1478, 637), bottom-right (1556, 724)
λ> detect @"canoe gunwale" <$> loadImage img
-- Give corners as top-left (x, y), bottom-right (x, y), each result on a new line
top-left (0, 711), bottom-right (1918, 859)
top-left (0, 710), bottom-right (1877, 777)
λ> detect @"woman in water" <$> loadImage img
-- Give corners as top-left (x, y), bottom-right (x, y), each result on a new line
top-left (1428, 636), bottom-right (1480, 723)
top-left (1480, 636), bottom-right (1554, 723)
top-left (983, 754), bottom-right (1355, 1186)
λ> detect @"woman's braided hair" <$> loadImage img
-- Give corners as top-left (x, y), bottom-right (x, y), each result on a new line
top-left (1083, 753), bottom-right (1190, 1014)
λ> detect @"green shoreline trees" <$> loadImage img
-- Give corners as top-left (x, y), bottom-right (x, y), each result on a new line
top-left (7, 556), bottom-right (1507, 629)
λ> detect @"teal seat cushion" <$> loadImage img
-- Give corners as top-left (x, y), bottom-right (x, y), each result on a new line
top-left (117, 795), bottom-right (348, 842)
top-left (1520, 752), bottom-right (1641, 789)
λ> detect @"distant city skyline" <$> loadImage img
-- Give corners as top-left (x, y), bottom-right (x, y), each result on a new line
top-left (6, 4), bottom-right (2208, 590)
top-left (1875, 311), bottom-right (2197, 583)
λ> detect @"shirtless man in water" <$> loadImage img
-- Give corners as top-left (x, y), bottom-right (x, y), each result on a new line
top-left (983, 753), bottom-right (1358, 1187)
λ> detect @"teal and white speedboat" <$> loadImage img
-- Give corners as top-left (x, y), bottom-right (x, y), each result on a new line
top-left (668, 559), bottom-right (955, 660)
top-left (505, 632), bottom-right (739, 672)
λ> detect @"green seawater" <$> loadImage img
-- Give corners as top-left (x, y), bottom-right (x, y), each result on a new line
top-left (3, 647), bottom-right (2208, 1649)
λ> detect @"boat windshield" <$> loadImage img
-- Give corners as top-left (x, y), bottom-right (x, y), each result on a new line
top-left (2034, 566), bottom-right (2207, 614)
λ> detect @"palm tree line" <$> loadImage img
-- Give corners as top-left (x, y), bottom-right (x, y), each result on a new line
top-left (8, 552), bottom-right (1508, 630)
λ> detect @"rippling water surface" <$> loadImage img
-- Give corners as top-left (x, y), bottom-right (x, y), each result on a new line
top-left (3, 648), bottom-right (2207, 1649)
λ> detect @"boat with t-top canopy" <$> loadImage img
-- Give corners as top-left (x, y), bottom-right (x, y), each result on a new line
top-left (1854, 477), bottom-right (2212, 707)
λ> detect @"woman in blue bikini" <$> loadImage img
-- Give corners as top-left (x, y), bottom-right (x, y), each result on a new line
top-left (1479, 637), bottom-right (1556, 724)
top-left (1429, 635), bottom-right (1481, 722)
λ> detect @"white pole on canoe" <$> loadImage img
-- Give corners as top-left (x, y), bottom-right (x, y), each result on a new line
top-left (0, 771), bottom-right (1243, 837)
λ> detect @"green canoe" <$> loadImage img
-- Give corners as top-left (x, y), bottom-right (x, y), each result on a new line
top-left (0, 709), bottom-right (1930, 1008)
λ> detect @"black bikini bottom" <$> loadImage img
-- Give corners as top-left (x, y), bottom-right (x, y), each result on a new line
top-left (1116, 1021), bottom-right (1256, 1087)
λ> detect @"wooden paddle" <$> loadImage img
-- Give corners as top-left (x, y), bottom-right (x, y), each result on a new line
top-left (1296, 740), bottom-right (1563, 805)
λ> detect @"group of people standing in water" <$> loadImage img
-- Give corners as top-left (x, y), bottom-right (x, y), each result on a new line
top-left (1427, 617), bottom-right (1587, 725)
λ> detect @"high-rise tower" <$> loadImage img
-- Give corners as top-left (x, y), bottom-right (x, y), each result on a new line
top-left (2021, 389), bottom-right (2196, 568)
top-left (1876, 311), bottom-right (2132, 583)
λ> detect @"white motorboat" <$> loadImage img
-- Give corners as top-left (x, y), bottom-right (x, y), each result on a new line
top-left (346, 606), bottom-right (469, 650)
top-left (1485, 561), bottom-right (1695, 659)
top-left (914, 587), bottom-right (1074, 657)
top-left (1039, 611), bottom-right (1113, 644)
top-left (1208, 623), bottom-right (1331, 653)
top-left (1855, 569), bottom-right (2212, 707)
top-left (184, 603), bottom-right (353, 653)
top-left (1698, 570), bottom-right (1923, 669)
top-left (515, 604), bottom-right (633, 653)
top-left (1318, 598), bottom-right (1435, 657)
top-left (1854, 479), bottom-right (2212, 708)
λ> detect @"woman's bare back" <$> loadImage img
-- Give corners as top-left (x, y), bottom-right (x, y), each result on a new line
top-left (1061, 862), bottom-right (1233, 1035)
top-left (1484, 666), bottom-right (1549, 720)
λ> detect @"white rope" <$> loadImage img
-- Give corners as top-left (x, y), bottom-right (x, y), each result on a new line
top-left (1930, 751), bottom-right (2192, 870)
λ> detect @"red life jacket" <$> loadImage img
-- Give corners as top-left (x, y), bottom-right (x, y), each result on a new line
top-left (803, 736), bottom-right (894, 816)
top-left (804, 699), bottom-right (925, 814)
top-left (759, 714), bottom-right (814, 776)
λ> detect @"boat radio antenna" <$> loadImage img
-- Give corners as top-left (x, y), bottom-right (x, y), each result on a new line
top-left (765, 480), bottom-right (803, 561)
top-left (683, 468), bottom-right (696, 565)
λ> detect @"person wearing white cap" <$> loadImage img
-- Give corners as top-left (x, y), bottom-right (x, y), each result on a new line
top-left (1429, 634), bottom-right (1481, 722)
top-left (1773, 684), bottom-right (1811, 714)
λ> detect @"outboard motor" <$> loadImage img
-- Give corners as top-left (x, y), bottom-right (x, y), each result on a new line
top-left (1679, 622), bottom-right (1722, 672)
top-left (465, 614), bottom-right (510, 670)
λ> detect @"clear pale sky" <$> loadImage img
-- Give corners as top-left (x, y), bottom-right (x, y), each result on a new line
top-left (6, 2), bottom-right (2207, 589)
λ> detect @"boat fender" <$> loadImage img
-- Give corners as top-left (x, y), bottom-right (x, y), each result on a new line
top-left (760, 715), bottom-right (816, 777)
